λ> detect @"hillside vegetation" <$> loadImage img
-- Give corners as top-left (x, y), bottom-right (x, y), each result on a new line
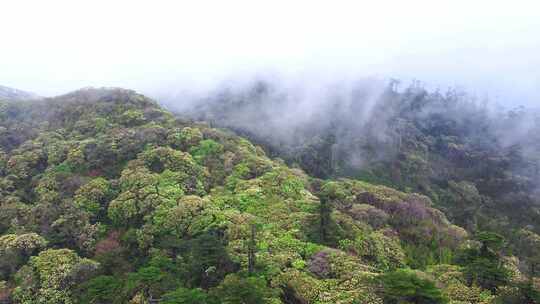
top-left (0, 88), bottom-right (538, 303)
top-left (181, 80), bottom-right (540, 268)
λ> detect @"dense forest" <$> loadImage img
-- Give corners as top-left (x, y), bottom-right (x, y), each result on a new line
top-left (181, 79), bottom-right (540, 263)
top-left (0, 86), bottom-right (539, 304)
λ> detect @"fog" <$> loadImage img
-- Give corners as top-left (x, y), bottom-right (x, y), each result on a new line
top-left (165, 72), bottom-right (538, 174)
top-left (0, 0), bottom-right (539, 108)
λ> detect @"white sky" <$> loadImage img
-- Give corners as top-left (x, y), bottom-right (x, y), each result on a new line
top-left (0, 0), bottom-right (539, 105)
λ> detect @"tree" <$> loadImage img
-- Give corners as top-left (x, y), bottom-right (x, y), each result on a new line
top-left (123, 252), bottom-right (181, 302)
top-left (248, 223), bottom-right (257, 274)
top-left (161, 287), bottom-right (215, 304)
top-left (181, 231), bottom-right (237, 289)
top-left (75, 275), bottom-right (123, 304)
top-left (13, 248), bottom-right (99, 304)
top-left (107, 164), bottom-right (166, 227)
top-left (150, 195), bottom-right (217, 240)
top-left (119, 109), bottom-right (146, 127)
top-left (476, 231), bottom-right (505, 253)
top-left (319, 197), bottom-right (331, 244)
top-left (74, 177), bottom-right (114, 220)
top-left (378, 269), bottom-right (447, 304)
top-left (127, 266), bottom-right (166, 301)
top-left (211, 274), bottom-right (279, 304)
top-left (189, 139), bottom-right (223, 164)
top-left (455, 232), bottom-right (510, 292)
top-left (0, 149), bottom-right (7, 176)
top-left (167, 127), bottom-right (203, 151)
top-left (0, 233), bottom-right (47, 279)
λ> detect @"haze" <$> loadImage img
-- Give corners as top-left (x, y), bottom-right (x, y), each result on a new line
top-left (1, 0), bottom-right (539, 107)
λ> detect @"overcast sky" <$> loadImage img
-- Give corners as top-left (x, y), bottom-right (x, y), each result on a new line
top-left (0, 0), bottom-right (539, 106)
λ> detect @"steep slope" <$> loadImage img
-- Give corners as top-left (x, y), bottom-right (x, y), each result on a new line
top-left (0, 88), bottom-right (536, 303)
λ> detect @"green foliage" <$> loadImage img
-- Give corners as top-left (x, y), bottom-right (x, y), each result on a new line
top-left (13, 248), bottom-right (99, 304)
top-left (126, 266), bottom-right (166, 298)
top-left (378, 269), bottom-right (447, 304)
top-left (260, 167), bottom-right (305, 200)
top-left (190, 139), bottom-right (223, 164)
top-left (139, 146), bottom-right (208, 194)
top-left (0, 233), bottom-right (47, 280)
top-left (168, 127), bottom-right (203, 150)
top-left (150, 195), bottom-right (221, 239)
top-left (107, 154), bottom-right (207, 227)
top-left (425, 264), bottom-right (496, 303)
top-left (402, 243), bottom-right (454, 270)
top-left (119, 253), bottom-right (182, 301)
top-left (211, 274), bottom-right (280, 304)
top-left (119, 109), bottom-right (146, 126)
top-left (455, 232), bottom-right (511, 292)
top-left (93, 117), bottom-right (109, 133)
top-left (0, 87), bottom-right (528, 304)
top-left (0, 233), bottom-right (47, 256)
top-left (476, 231), bottom-right (505, 251)
top-left (176, 231), bottom-right (237, 289)
top-left (74, 177), bottom-right (114, 218)
top-left (189, 81), bottom-right (540, 278)
top-left (66, 146), bottom-right (86, 170)
top-left (340, 231), bottom-right (406, 271)
top-left (53, 162), bottom-right (73, 174)
top-left (76, 275), bottom-right (123, 304)
top-left (494, 282), bottom-right (540, 304)
top-left (162, 287), bottom-right (215, 304)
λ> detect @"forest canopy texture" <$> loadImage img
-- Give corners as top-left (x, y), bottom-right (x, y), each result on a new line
top-left (0, 86), bottom-right (539, 304)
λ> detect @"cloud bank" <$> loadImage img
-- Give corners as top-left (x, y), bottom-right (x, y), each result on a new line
top-left (0, 0), bottom-right (538, 107)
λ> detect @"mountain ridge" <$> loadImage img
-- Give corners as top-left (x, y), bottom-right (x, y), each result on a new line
top-left (0, 85), bottom-right (40, 101)
top-left (0, 87), bottom-right (537, 303)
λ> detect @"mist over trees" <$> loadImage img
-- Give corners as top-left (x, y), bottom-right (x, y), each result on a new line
top-left (169, 77), bottom-right (538, 177)
top-left (0, 85), bottom-right (539, 303)
top-left (167, 77), bottom-right (540, 260)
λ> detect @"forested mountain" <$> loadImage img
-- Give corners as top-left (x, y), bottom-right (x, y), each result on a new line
top-left (179, 79), bottom-right (540, 268)
top-left (0, 87), bottom-right (538, 303)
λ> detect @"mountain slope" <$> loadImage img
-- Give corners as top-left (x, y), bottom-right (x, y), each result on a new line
top-left (177, 80), bottom-right (540, 266)
top-left (0, 88), bottom-right (536, 303)
top-left (0, 85), bottom-right (39, 101)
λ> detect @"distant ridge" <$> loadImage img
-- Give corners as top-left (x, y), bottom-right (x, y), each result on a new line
top-left (0, 84), bottom-right (40, 101)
